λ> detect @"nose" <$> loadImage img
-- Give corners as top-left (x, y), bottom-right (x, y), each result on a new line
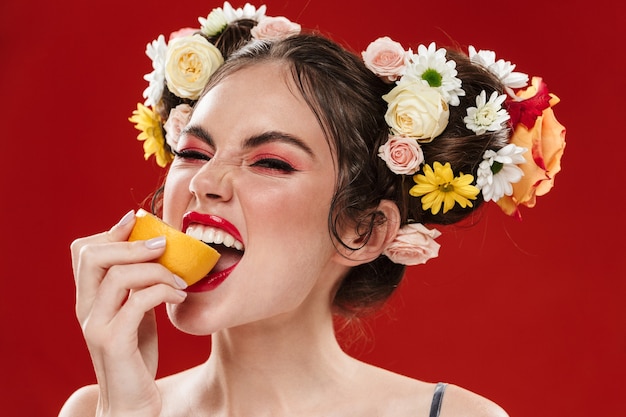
top-left (188, 159), bottom-right (234, 202)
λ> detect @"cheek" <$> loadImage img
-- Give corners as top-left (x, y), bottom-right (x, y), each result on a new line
top-left (239, 177), bottom-right (338, 273)
top-left (244, 177), bottom-right (333, 232)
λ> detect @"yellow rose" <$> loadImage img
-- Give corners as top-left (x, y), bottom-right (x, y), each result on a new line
top-left (497, 77), bottom-right (566, 218)
top-left (382, 80), bottom-right (449, 142)
top-left (164, 34), bottom-right (224, 100)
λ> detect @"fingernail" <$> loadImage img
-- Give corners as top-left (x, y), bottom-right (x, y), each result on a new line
top-left (173, 275), bottom-right (188, 289)
top-left (145, 236), bottom-right (166, 249)
top-left (175, 289), bottom-right (188, 299)
top-left (118, 210), bottom-right (135, 226)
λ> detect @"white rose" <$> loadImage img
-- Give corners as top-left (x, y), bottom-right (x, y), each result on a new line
top-left (382, 80), bottom-right (449, 142)
top-left (165, 34), bottom-right (224, 100)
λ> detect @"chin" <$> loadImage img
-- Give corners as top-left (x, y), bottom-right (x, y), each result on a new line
top-left (165, 301), bottom-right (223, 336)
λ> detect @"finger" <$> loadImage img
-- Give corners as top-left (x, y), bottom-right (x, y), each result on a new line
top-left (71, 210), bottom-right (137, 275)
top-left (74, 237), bottom-right (169, 322)
top-left (92, 284), bottom-right (187, 350)
top-left (87, 262), bottom-right (187, 326)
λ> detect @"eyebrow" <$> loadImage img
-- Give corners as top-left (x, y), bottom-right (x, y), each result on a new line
top-left (181, 125), bottom-right (213, 146)
top-left (181, 125), bottom-right (315, 158)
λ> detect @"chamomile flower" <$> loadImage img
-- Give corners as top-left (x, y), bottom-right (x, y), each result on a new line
top-left (403, 42), bottom-right (465, 106)
top-left (409, 162), bottom-right (479, 214)
top-left (142, 35), bottom-right (168, 107)
top-left (464, 90), bottom-right (510, 135)
top-left (199, 2), bottom-right (266, 37)
top-left (468, 46), bottom-right (529, 96)
top-left (129, 103), bottom-right (173, 168)
top-left (199, 7), bottom-right (228, 37)
top-left (223, 1), bottom-right (266, 22)
top-left (476, 144), bottom-right (527, 202)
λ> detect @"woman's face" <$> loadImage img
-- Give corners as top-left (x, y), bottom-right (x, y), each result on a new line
top-left (163, 62), bottom-right (348, 335)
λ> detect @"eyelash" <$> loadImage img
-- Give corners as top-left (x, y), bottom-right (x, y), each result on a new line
top-left (172, 149), bottom-right (211, 161)
top-left (173, 150), bottom-right (296, 173)
top-left (251, 158), bottom-right (296, 173)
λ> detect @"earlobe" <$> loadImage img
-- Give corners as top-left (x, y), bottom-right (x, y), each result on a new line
top-left (333, 200), bottom-right (401, 266)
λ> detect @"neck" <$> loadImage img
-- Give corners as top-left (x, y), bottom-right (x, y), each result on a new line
top-left (197, 304), bottom-right (361, 415)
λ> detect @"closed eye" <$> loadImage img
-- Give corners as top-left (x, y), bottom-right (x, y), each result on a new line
top-left (173, 149), bottom-right (211, 162)
top-left (251, 158), bottom-right (296, 173)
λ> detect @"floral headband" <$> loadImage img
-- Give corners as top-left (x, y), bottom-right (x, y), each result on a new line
top-left (129, 2), bottom-right (301, 167)
top-left (129, 4), bottom-right (566, 268)
top-left (364, 37), bottom-right (566, 266)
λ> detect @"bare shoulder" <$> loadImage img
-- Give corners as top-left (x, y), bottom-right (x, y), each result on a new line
top-left (354, 364), bottom-right (508, 417)
top-left (440, 384), bottom-right (509, 417)
top-left (57, 384), bottom-right (98, 417)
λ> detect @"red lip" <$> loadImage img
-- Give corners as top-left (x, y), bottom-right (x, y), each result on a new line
top-left (182, 211), bottom-right (243, 292)
top-left (182, 211), bottom-right (243, 242)
top-left (186, 263), bottom-right (238, 293)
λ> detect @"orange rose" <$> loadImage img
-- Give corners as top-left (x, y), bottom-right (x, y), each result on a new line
top-left (497, 77), bottom-right (566, 219)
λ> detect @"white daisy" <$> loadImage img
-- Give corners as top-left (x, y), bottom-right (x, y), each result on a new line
top-left (403, 42), bottom-right (465, 106)
top-left (222, 1), bottom-right (267, 23)
top-left (477, 144), bottom-right (527, 202)
top-left (468, 46), bottom-right (529, 96)
top-left (142, 34), bottom-right (168, 107)
top-left (199, 7), bottom-right (228, 37)
top-left (464, 90), bottom-right (510, 135)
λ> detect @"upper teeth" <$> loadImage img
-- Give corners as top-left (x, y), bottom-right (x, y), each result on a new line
top-left (186, 224), bottom-right (244, 251)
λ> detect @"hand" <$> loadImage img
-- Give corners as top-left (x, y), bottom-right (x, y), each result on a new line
top-left (70, 210), bottom-right (188, 416)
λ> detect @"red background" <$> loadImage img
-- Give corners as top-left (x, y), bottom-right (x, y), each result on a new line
top-left (1, 0), bottom-right (624, 415)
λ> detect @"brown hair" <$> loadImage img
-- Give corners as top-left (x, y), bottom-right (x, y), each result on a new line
top-left (153, 22), bottom-right (509, 317)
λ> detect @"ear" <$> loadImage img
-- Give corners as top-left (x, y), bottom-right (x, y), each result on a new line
top-left (333, 200), bottom-right (401, 267)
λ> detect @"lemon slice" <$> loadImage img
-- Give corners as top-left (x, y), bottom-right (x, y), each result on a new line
top-left (128, 209), bottom-right (221, 285)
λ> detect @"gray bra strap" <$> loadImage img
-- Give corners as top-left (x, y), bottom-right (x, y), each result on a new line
top-left (429, 382), bottom-right (448, 417)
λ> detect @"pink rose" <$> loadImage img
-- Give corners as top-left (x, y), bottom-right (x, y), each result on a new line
top-left (378, 135), bottom-right (424, 175)
top-left (362, 36), bottom-right (409, 82)
top-left (497, 77), bottom-right (566, 219)
top-left (163, 104), bottom-right (193, 150)
top-left (250, 16), bottom-right (301, 41)
top-left (383, 223), bottom-right (441, 266)
top-left (169, 27), bottom-right (198, 41)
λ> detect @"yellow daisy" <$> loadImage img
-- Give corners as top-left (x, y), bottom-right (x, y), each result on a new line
top-left (129, 103), bottom-right (173, 167)
top-left (409, 161), bottom-right (479, 214)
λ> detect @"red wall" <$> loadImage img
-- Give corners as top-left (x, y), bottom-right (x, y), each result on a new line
top-left (1, 0), bottom-right (624, 415)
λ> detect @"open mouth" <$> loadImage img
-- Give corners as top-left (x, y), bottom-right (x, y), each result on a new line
top-left (184, 223), bottom-right (244, 291)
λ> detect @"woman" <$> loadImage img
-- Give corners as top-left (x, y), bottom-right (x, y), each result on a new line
top-left (60, 3), bottom-right (565, 416)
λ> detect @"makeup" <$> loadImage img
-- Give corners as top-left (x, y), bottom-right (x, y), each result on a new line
top-left (182, 211), bottom-right (244, 292)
